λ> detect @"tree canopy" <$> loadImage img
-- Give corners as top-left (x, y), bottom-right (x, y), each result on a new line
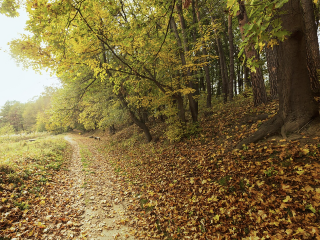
top-left (7, 0), bottom-right (320, 145)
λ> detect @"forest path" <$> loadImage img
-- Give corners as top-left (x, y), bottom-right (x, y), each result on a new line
top-left (63, 135), bottom-right (135, 240)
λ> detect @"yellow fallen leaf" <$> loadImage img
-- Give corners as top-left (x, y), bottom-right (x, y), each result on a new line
top-left (305, 185), bottom-right (314, 192)
top-left (283, 195), bottom-right (292, 202)
top-left (302, 148), bottom-right (309, 155)
top-left (295, 227), bottom-right (305, 234)
top-left (213, 214), bottom-right (220, 223)
top-left (296, 170), bottom-right (305, 175)
top-left (207, 195), bottom-right (218, 202)
top-left (40, 200), bottom-right (45, 205)
top-left (2, 198), bottom-right (6, 202)
top-left (286, 229), bottom-right (292, 235)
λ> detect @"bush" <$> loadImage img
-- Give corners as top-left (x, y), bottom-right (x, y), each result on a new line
top-left (0, 124), bottom-right (15, 135)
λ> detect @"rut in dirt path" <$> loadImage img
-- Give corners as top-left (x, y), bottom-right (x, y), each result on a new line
top-left (64, 135), bottom-right (136, 240)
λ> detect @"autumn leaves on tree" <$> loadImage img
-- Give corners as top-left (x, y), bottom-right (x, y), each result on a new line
top-left (8, 0), bottom-right (320, 146)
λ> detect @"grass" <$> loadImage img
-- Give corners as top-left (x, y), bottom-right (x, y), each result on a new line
top-left (79, 144), bottom-right (92, 174)
top-left (0, 133), bottom-right (70, 237)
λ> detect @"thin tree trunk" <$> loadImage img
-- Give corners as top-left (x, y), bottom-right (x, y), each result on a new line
top-left (243, 61), bottom-right (250, 89)
top-left (172, 2), bottom-right (198, 122)
top-left (228, 14), bottom-right (235, 101)
top-left (173, 93), bottom-right (186, 123)
top-left (237, 0), bottom-right (267, 106)
top-left (300, 0), bottom-right (320, 95)
top-left (216, 36), bottom-right (228, 103)
top-left (237, 61), bottom-right (242, 94)
top-left (195, 6), bottom-right (212, 108)
top-left (199, 69), bottom-right (205, 91)
top-left (117, 90), bottom-right (152, 142)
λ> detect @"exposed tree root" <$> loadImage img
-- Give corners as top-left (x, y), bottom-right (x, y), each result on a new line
top-left (236, 114), bottom-right (320, 149)
top-left (236, 115), bottom-right (283, 149)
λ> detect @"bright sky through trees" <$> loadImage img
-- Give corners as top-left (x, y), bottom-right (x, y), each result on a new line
top-left (0, 8), bottom-right (60, 108)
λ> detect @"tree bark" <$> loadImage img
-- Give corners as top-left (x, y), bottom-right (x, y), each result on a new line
top-left (174, 93), bottom-right (186, 123)
top-left (236, 0), bottom-right (319, 149)
top-left (265, 45), bottom-right (279, 99)
top-left (237, 0), bottom-right (267, 106)
top-left (237, 61), bottom-right (242, 93)
top-left (216, 36), bottom-right (228, 103)
top-left (117, 90), bottom-right (152, 142)
top-left (195, 6), bottom-right (212, 108)
top-left (300, 0), bottom-right (320, 95)
top-left (175, 1), bottom-right (198, 122)
top-left (228, 14), bottom-right (235, 101)
top-left (243, 62), bottom-right (250, 89)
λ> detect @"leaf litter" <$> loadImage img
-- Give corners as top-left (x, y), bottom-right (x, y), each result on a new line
top-left (1, 98), bottom-right (320, 239)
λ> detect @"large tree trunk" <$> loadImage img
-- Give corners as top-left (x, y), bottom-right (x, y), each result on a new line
top-left (265, 45), bottom-right (279, 99)
top-left (300, 0), bottom-right (320, 95)
top-left (237, 0), bottom-right (267, 106)
top-left (236, 0), bottom-right (319, 149)
top-left (228, 14), bottom-right (235, 101)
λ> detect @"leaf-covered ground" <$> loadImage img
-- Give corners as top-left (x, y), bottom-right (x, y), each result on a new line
top-left (1, 135), bottom-right (137, 240)
top-left (1, 98), bottom-right (320, 239)
top-left (89, 98), bottom-right (320, 239)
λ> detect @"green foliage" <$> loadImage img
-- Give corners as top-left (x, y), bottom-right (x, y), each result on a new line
top-left (264, 167), bottom-right (278, 177)
top-left (165, 118), bottom-right (184, 142)
top-left (13, 201), bottom-right (29, 210)
top-left (217, 175), bottom-right (231, 186)
top-left (0, 0), bottom-right (19, 17)
top-left (0, 133), bottom-right (68, 202)
top-left (0, 123), bottom-right (15, 135)
top-left (0, 101), bottom-right (24, 132)
top-left (228, 0), bottom-right (290, 70)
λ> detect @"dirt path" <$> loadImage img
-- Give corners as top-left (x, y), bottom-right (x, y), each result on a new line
top-left (63, 135), bottom-right (136, 240)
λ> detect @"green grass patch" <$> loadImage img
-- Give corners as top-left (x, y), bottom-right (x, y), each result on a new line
top-left (0, 133), bottom-right (70, 235)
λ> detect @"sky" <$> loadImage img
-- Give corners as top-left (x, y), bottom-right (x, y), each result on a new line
top-left (0, 9), bottom-right (61, 109)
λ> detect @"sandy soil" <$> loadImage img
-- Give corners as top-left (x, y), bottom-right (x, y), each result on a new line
top-left (63, 135), bottom-right (136, 240)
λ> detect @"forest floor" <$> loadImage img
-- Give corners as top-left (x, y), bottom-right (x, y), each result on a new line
top-left (1, 97), bottom-right (320, 239)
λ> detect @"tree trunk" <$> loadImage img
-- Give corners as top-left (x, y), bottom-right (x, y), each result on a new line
top-left (170, 7), bottom-right (198, 122)
top-left (175, 1), bottom-right (198, 122)
top-left (101, 41), bottom-right (152, 142)
top-left (175, 94), bottom-right (186, 123)
top-left (265, 45), bottom-right (279, 99)
top-left (117, 91), bottom-right (152, 142)
top-left (199, 70), bottom-right (205, 91)
top-left (243, 62), bottom-right (250, 89)
top-left (300, 0), bottom-right (320, 95)
top-left (195, 7), bottom-right (212, 108)
top-left (228, 14), bottom-right (235, 101)
top-left (216, 36), bottom-right (228, 103)
top-left (236, 0), bottom-right (319, 149)
top-left (237, 61), bottom-right (242, 94)
top-left (129, 110), bottom-right (152, 142)
top-left (237, 0), bottom-right (267, 106)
